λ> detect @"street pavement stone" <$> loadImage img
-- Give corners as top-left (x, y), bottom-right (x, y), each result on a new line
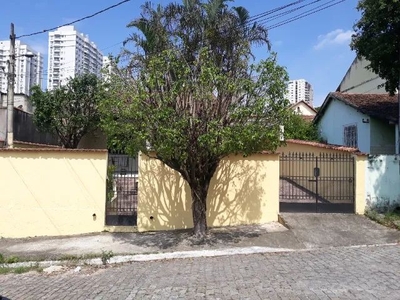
top-left (1, 244), bottom-right (400, 299)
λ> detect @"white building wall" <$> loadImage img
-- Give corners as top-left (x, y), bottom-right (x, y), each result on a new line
top-left (286, 79), bottom-right (314, 106)
top-left (366, 155), bottom-right (400, 212)
top-left (291, 102), bottom-right (316, 116)
top-left (47, 26), bottom-right (103, 90)
top-left (318, 99), bottom-right (371, 153)
top-left (337, 58), bottom-right (386, 94)
top-left (0, 40), bottom-right (43, 95)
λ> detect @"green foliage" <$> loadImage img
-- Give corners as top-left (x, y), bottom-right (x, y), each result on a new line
top-left (0, 253), bottom-right (19, 264)
top-left (101, 0), bottom-right (290, 236)
top-left (365, 208), bottom-right (400, 230)
top-left (30, 74), bottom-right (107, 148)
top-left (101, 250), bottom-right (114, 265)
top-left (351, 0), bottom-right (400, 95)
top-left (284, 112), bottom-right (320, 141)
top-left (102, 49), bottom-right (289, 166)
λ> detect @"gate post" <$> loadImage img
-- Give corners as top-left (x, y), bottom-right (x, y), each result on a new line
top-left (315, 156), bottom-right (319, 213)
top-left (353, 154), bottom-right (367, 214)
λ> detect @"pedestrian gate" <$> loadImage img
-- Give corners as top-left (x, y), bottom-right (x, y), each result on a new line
top-left (106, 151), bottom-right (138, 226)
top-left (279, 152), bottom-right (355, 213)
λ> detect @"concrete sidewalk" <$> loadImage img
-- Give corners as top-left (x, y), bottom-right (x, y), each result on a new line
top-left (1, 214), bottom-right (399, 262)
top-left (0, 222), bottom-right (301, 261)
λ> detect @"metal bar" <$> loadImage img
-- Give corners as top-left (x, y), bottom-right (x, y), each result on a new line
top-left (315, 155), bottom-right (319, 213)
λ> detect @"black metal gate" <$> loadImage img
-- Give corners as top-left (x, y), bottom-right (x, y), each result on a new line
top-left (106, 151), bottom-right (138, 226)
top-left (279, 152), bottom-right (355, 213)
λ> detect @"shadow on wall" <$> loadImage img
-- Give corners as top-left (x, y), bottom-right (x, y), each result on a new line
top-left (366, 155), bottom-right (400, 212)
top-left (138, 154), bottom-right (274, 232)
top-left (138, 156), bottom-right (192, 231)
top-left (207, 155), bottom-right (264, 227)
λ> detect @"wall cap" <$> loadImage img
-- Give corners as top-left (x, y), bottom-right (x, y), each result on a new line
top-left (286, 139), bottom-right (367, 155)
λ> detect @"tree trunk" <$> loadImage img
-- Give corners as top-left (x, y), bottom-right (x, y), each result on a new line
top-left (191, 185), bottom-right (208, 237)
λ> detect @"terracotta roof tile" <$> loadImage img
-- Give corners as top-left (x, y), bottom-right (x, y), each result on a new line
top-left (0, 147), bottom-right (107, 153)
top-left (301, 115), bottom-right (315, 122)
top-left (332, 92), bottom-right (398, 123)
top-left (286, 139), bottom-right (367, 155)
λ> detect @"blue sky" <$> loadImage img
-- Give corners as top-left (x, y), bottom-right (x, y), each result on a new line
top-left (0, 0), bottom-right (360, 106)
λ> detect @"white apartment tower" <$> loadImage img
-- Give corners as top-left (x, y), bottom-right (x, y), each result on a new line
top-left (287, 79), bottom-right (314, 106)
top-left (47, 26), bottom-right (103, 90)
top-left (0, 40), bottom-right (43, 96)
top-left (102, 56), bottom-right (114, 82)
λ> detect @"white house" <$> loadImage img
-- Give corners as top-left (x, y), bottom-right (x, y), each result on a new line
top-left (289, 100), bottom-right (317, 122)
top-left (314, 92), bottom-right (398, 155)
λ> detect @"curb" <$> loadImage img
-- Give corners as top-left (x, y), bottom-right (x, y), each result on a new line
top-left (1, 246), bottom-right (295, 269)
top-left (1, 243), bottom-right (399, 270)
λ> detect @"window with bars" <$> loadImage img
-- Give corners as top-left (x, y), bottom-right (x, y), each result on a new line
top-left (344, 124), bottom-right (358, 148)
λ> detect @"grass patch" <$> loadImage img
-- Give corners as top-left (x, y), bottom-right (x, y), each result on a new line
top-left (0, 265), bottom-right (42, 275)
top-left (0, 254), bottom-right (20, 264)
top-left (365, 209), bottom-right (400, 229)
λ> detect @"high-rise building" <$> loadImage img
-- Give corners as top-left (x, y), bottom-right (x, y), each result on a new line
top-left (47, 26), bottom-right (103, 90)
top-left (286, 79), bottom-right (314, 106)
top-left (102, 56), bottom-right (115, 82)
top-left (0, 40), bottom-right (43, 96)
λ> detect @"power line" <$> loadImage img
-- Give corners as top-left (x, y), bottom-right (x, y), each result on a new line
top-left (39, 0), bottom-right (345, 79)
top-left (16, 0), bottom-right (131, 39)
top-left (255, 0), bottom-right (324, 25)
top-left (266, 0), bottom-right (346, 30)
top-left (245, 0), bottom-right (307, 24)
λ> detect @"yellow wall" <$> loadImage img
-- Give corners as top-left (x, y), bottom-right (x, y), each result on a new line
top-left (0, 149), bottom-right (108, 238)
top-left (354, 155), bottom-right (367, 214)
top-left (138, 153), bottom-right (280, 232)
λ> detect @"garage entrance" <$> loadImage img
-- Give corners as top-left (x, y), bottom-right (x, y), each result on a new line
top-left (279, 152), bottom-right (355, 213)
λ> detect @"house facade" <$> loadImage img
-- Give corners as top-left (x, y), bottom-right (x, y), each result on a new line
top-left (289, 100), bottom-right (317, 122)
top-left (336, 57), bottom-right (386, 94)
top-left (314, 92), bottom-right (398, 155)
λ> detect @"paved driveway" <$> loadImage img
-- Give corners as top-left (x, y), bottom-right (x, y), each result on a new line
top-left (1, 244), bottom-right (400, 299)
top-left (280, 213), bottom-right (400, 248)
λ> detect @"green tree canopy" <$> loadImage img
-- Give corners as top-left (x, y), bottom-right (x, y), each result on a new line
top-left (101, 0), bottom-right (289, 237)
top-left (284, 112), bottom-right (320, 142)
top-left (351, 0), bottom-right (400, 95)
top-left (31, 74), bottom-right (106, 148)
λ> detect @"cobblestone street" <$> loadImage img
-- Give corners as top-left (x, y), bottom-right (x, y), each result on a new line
top-left (1, 244), bottom-right (400, 300)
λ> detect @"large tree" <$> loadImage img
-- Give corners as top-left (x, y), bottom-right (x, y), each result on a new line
top-left (351, 0), bottom-right (400, 94)
top-left (284, 112), bottom-right (320, 142)
top-left (101, 0), bottom-right (289, 237)
top-left (31, 74), bottom-right (106, 148)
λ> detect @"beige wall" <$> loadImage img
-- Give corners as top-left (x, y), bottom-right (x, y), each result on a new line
top-left (138, 153), bottom-right (280, 232)
top-left (0, 149), bottom-right (108, 238)
top-left (355, 155), bottom-right (367, 214)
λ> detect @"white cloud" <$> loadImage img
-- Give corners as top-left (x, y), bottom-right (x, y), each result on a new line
top-left (314, 29), bottom-right (354, 50)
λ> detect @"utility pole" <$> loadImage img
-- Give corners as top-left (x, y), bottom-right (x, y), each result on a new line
top-left (6, 23), bottom-right (15, 148)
